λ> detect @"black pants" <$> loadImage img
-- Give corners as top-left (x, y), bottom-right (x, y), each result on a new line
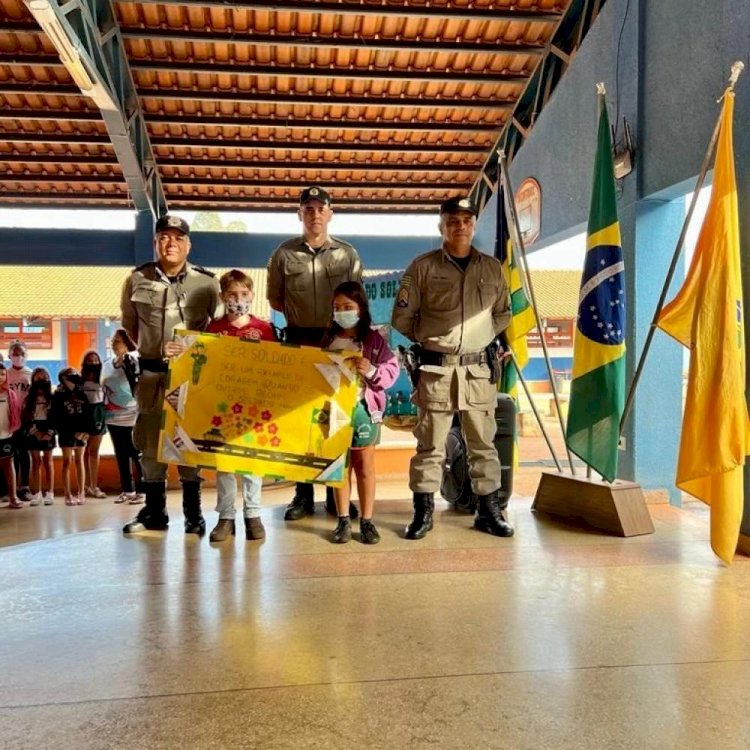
top-left (107, 424), bottom-right (143, 494)
top-left (13, 431), bottom-right (30, 488)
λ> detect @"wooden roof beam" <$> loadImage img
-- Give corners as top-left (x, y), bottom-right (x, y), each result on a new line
top-left (125, 1), bottom-right (563, 24)
top-left (1, 22), bottom-right (546, 57)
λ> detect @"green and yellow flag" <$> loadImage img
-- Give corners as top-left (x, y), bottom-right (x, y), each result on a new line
top-left (656, 92), bottom-right (750, 565)
top-left (565, 93), bottom-right (626, 481)
top-left (496, 185), bottom-right (536, 402)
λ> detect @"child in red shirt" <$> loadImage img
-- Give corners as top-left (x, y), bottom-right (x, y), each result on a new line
top-left (206, 270), bottom-right (277, 542)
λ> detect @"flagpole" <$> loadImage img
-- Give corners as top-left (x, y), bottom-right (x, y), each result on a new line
top-left (508, 348), bottom-right (564, 472)
top-left (499, 151), bottom-right (577, 474)
top-left (619, 60), bottom-right (745, 437)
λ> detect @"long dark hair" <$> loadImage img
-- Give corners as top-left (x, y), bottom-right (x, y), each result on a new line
top-left (80, 349), bottom-right (102, 383)
top-left (112, 328), bottom-right (137, 353)
top-left (322, 281), bottom-right (373, 347)
top-left (22, 367), bottom-right (52, 422)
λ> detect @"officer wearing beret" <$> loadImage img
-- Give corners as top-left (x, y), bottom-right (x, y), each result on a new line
top-left (120, 214), bottom-right (221, 536)
top-left (267, 187), bottom-right (363, 520)
top-left (392, 196), bottom-right (514, 539)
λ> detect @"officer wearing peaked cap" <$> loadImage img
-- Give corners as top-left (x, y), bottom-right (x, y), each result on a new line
top-left (120, 214), bottom-right (221, 537)
top-left (267, 186), bottom-right (362, 521)
top-left (392, 196), bottom-right (514, 539)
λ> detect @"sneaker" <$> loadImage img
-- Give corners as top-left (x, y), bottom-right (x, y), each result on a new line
top-left (86, 487), bottom-right (107, 499)
top-left (8, 497), bottom-right (24, 509)
top-left (29, 493), bottom-right (42, 507)
top-left (359, 519), bottom-right (381, 545)
top-left (0, 494), bottom-right (9, 503)
top-left (17, 487), bottom-right (33, 502)
top-left (128, 493), bottom-right (145, 505)
top-left (244, 516), bottom-right (266, 541)
top-left (43, 492), bottom-right (54, 506)
top-left (332, 516), bottom-right (352, 544)
top-left (114, 493), bottom-right (130, 504)
top-left (76, 494), bottom-right (86, 505)
top-left (64, 496), bottom-right (77, 507)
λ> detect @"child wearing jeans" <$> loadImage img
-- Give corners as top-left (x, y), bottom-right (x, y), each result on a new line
top-left (51, 367), bottom-right (93, 505)
top-left (206, 270), bottom-right (277, 542)
top-left (0, 363), bottom-right (23, 509)
top-left (322, 281), bottom-right (399, 544)
top-left (22, 367), bottom-right (56, 506)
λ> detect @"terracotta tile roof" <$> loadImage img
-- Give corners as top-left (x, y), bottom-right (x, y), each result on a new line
top-left (0, 0), bottom-right (574, 212)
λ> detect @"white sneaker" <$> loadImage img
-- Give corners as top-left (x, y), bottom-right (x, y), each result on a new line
top-left (29, 493), bottom-right (42, 506)
top-left (43, 492), bottom-right (54, 506)
top-left (128, 493), bottom-right (145, 505)
top-left (0, 494), bottom-right (9, 503)
top-left (114, 492), bottom-right (130, 504)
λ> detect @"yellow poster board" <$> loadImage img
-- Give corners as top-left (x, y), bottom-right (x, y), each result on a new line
top-left (157, 330), bottom-right (360, 486)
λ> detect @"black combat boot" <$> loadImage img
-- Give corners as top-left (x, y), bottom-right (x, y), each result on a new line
top-left (405, 492), bottom-right (434, 540)
top-left (122, 481), bottom-right (169, 534)
top-left (284, 482), bottom-right (315, 521)
top-left (324, 486), bottom-right (359, 520)
top-left (182, 479), bottom-right (206, 536)
top-left (474, 490), bottom-right (514, 537)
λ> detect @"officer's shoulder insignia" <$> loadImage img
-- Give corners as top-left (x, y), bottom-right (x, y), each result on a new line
top-left (191, 265), bottom-right (216, 278)
top-left (134, 261), bottom-right (156, 272)
top-left (329, 235), bottom-right (355, 250)
top-left (396, 286), bottom-right (410, 308)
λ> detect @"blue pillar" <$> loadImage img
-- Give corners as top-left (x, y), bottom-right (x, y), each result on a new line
top-left (133, 211), bottom-right (154, 266)
top-left (618, 196), bottom-right (685, 504)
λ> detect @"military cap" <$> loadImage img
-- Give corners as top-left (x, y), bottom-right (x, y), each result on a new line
top-left (155, 214), bottom-right (190, 236)
top-left (440, 196), bottom-right (478, 217)
top-left (299, 186), bottom-right (332, 206)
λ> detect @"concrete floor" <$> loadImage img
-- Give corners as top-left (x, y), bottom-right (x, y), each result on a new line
top-left (1, 481), bottom-right (749, 749)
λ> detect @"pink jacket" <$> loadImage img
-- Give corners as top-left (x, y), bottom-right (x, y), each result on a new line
top-left (360, 329), bottom-right (399, 423)
top-left (1, 387), bottom-right (22, 435)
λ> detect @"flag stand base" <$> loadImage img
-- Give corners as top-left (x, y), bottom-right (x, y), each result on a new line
top-left (532, 472), bottom-right (655, 537)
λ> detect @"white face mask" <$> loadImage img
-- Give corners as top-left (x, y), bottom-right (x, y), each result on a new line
top-left (333, 310), bottom-right (360, 330)
top-left (10, 354), bottom-right (26, 367)
top-left (225, 300), bottom-right (252, 316)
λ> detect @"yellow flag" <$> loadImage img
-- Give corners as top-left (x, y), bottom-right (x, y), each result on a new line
top-left (656, 92), bottom-right (750, 564)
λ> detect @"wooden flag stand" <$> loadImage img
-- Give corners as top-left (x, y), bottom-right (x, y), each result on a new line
top-left (532, 472), bottom-right (655, 537)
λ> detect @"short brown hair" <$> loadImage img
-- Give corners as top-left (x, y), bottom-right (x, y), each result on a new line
top-left (219, 269), bottom-right (254, 294)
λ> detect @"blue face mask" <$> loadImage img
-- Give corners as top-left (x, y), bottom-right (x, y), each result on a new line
top-left (333, 310), bottom-right (360, 330)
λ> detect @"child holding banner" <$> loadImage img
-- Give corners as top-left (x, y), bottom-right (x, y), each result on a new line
top-left (207, 270), bottom-right (277, 542)
top-left (323, 281), bottom-right (399, 544)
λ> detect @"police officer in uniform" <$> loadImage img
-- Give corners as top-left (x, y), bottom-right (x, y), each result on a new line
top-left (120, 215), bottom-right (221, 536)
top-left (392, 196), bottom-right (514, 539)
top-left (267, 187), bottom-right (362, 520)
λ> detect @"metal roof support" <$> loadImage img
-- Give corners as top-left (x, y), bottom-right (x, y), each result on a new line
top-left (469, 0), bottom-right (608, 211)
top-left (21, 0), bottom-right (167, 216)
top-left (127, 0), bottom-right (563, 24)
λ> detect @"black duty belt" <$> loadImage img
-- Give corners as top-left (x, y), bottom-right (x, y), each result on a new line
top-left (418, 350), bottom-right (486, 367)
top-left (140, 358), bottom-right (169, 373)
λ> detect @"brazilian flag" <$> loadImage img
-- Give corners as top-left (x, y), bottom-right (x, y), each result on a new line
top-left (565, 94), bottom-right (626, 482)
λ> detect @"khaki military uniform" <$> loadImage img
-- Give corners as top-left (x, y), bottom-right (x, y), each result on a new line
top-left (120, 261), bottom-right (221, 481)
top-left (392, 247), bottom-right (510, 496)
top-left (266, 236), bottom-right (362, 343)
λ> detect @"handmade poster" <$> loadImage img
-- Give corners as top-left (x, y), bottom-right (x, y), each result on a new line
top-left (157, 330), bottom-right (360, 486)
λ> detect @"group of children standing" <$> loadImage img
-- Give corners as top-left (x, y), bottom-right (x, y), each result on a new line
top-left (2, 272), bottom-right (398, 544)
top-left (0, 341), bottom-right (118, 507)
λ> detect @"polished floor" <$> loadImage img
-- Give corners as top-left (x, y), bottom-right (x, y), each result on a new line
top-left (1, 482), bottom-right (749, 749)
